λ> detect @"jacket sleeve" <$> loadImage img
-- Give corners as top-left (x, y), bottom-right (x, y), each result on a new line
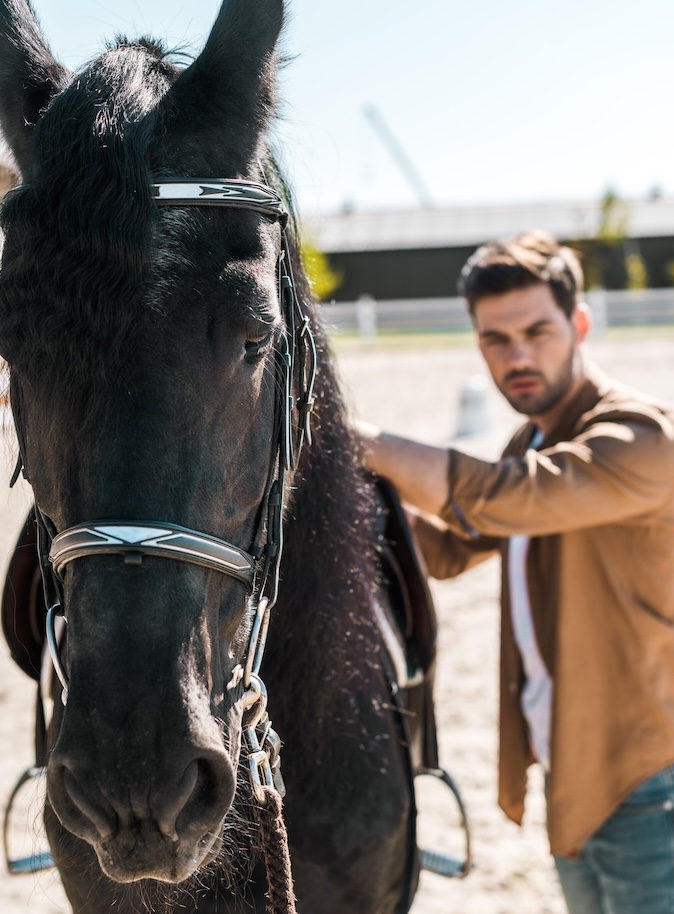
top-left (441, 418), bottom-right (674, 538)
top-left (413, 512), bottom-right (500, 579)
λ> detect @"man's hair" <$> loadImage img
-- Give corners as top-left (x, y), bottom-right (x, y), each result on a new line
top-left (458, 230), bottom-right (584, 318)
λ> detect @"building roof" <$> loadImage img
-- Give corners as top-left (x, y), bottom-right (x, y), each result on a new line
top-left (302, 195), bottom-right (674, 253)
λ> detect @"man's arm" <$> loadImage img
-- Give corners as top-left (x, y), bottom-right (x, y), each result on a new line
top-left (360, 415), bottom-right (674, 540)
top-left (357, 421), bottom-right (450, 517)
top-left (412, 509), bottom-right (499, 578)
top-left (445, 418), bottom-right (674, 537)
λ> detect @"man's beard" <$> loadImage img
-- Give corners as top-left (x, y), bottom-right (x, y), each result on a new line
top-left (500, 350), bottom-right (575, 417)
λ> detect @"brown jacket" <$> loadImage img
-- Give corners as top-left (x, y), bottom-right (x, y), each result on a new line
top-left (415, 367), bottom-right (674, 856)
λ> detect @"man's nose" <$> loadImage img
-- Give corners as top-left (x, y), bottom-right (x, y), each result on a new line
top-left (505, 339), bottom-right (534, 368)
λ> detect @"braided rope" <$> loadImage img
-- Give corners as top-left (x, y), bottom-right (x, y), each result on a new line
top-left (255, 786), bottom-right (298, 914)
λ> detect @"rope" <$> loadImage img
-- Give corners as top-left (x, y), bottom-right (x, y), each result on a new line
top-left (255, 786), bottom-right (298, 914)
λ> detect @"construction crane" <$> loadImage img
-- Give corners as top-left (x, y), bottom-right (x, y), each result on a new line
top-left (363, 104), bottom-right (435, 209)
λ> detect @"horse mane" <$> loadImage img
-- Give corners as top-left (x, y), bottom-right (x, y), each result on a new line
top-left (263, 177), bottom-right (383, 764)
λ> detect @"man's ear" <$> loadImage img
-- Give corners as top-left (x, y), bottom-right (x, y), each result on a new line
top-left (574, 301), bottom-right (592, 343)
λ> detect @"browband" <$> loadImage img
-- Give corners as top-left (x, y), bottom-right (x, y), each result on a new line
top-left (4, 179), bottom-right (288, 225)
top-left (151, 179), bottom-right (288, 224)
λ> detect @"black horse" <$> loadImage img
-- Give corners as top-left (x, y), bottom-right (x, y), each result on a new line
top-left (0, 1), bottom-right (453, 912)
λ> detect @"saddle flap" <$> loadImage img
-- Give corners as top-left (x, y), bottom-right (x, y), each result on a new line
top-left (375, 476), bottom-right (438, 673)
top-left (374, 475), bottom-right (440, 771)
top-left (2, 512), bottom-right (45, 681)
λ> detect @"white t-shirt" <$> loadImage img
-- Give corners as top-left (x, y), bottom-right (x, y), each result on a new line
top-left (508, 428), bottom-right (552, 770)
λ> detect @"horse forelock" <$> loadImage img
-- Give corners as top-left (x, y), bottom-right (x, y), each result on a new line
top-left (0, 40), bottom-right (178, 401)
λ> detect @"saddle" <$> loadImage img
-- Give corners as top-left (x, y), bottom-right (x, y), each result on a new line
top-left (373, 475), bottom-right (439, 772)
top-left (372, 475), bottom-right (471, 884)
top-left (1, 512), bottom-right (44, 682)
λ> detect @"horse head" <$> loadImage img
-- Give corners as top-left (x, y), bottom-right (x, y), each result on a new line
top-left (0, 0), bottom-right (302, 885)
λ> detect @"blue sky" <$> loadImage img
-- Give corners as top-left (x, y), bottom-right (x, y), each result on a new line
top-left (26, 0), bottom-right (674, 215)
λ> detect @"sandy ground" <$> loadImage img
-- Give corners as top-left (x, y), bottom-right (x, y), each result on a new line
top-left (0, 331), bottom-right (672, 913)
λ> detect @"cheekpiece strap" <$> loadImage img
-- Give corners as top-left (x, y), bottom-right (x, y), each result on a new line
top-left (151, 179), bottom-right (288, 225)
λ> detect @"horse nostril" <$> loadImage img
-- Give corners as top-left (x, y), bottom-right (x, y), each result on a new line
top-left (59, 766), bottom-right (117, 841)
top-left (155, 761), bottom-right (199, 841)
top-left (155, 754), bottom-right (235, 843)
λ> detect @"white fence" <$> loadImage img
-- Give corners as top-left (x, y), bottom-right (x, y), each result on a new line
top-left (324, 288), bottom-right (674, 335)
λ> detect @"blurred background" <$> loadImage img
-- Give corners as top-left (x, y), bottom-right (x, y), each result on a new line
top-left (23, 0), bottom-right (674, 331)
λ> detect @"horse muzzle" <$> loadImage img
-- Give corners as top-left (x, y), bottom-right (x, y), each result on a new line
top-left (46, 743), bottom-right (237, 883)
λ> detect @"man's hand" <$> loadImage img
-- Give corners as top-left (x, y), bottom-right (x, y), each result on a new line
top-left (356, 420), bottom-right (450, 518)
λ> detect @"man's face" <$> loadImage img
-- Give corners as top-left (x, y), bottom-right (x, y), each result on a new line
top-left (473, 283), bottom-right (584, 418)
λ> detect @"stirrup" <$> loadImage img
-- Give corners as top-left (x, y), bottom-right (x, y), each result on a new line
top-left (3, 766), bottom-right (54, 874)
top-left (415, 766), bottom-right (472, 879)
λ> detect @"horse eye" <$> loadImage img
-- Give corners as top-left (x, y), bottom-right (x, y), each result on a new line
top-left (244, 328), bottom-right (273, 361)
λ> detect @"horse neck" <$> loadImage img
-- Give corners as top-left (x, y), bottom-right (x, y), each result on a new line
top-left (262, 339), bottom-right (386, 713)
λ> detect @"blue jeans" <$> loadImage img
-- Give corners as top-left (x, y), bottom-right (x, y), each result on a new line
top-left (554, 765), bottom-right (674, 914)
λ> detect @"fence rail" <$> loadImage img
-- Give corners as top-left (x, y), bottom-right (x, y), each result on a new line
top-left (325, 289), bottom-right (674, 335)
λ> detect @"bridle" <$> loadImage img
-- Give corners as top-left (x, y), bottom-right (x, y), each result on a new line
top-left (10, 177), bottom-right (317, 802)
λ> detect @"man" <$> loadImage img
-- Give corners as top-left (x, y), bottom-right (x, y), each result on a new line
top-left (360, 231), bottom-right (674, 914)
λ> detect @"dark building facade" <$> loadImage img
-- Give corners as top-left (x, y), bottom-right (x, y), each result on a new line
top-left (304, 197), bottom-right (674, 303)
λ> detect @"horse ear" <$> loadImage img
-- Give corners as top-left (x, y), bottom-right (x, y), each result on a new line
top-left (161, 0), bottom-right (285, 169)
top-left (0, 0), bottom-right (70, 176)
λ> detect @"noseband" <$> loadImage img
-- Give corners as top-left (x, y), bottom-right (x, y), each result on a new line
top-left (12, 177), bottom-right (317, 800)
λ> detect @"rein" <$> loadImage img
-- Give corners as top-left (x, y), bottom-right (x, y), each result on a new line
top-left (11, 177), bottom-right (313, 912)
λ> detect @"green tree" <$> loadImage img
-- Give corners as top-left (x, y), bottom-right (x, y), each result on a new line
top-left (596, 188), bottom-right (629, 244)
top-left (664, 260), bottom-right (674, 287)
top-left (625, 252), bottom-right (649, 290)
top-left (574, 188), bottom-right (644, 291)
top-left (300, 238), bottom-right (342, 301)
